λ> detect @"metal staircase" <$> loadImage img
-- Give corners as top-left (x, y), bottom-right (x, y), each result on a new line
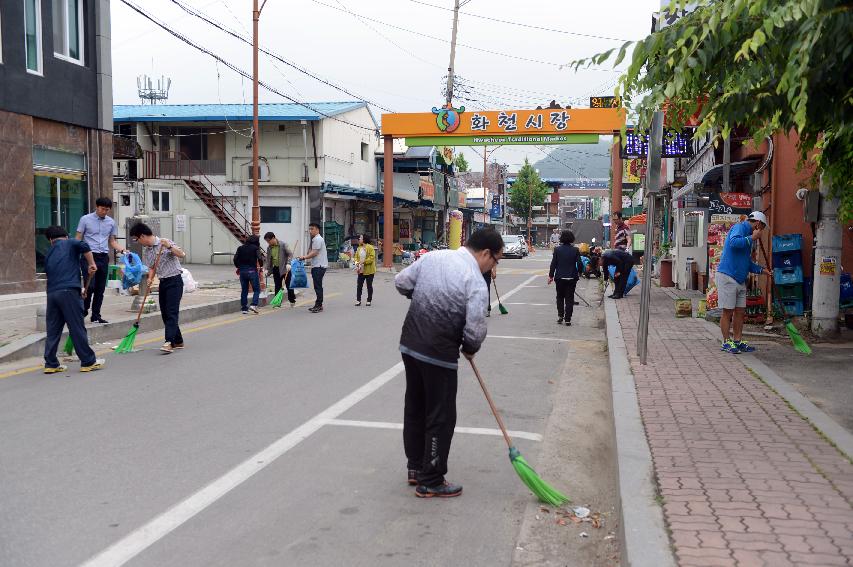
top-left (183, 178), bottom-right (251, 242)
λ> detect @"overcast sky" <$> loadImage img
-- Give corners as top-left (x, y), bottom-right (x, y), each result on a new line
top-left (111, 0), bottom-right (658, 172)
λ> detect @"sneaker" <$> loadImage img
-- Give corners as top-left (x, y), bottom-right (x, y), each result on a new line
top-left (735, 340), bottom-right (755, 353)
top-left (355, 301), bottom-right (362, 307)
top-left (172, 343), bottom-right (185, 350)
top-left (241, 309), bottom-right (249, 315)
top-left (557, 317), bottom-right (564, 324)
top-left (289, 301), bottom-right (296, 309)
top-left (309, 305), bottom-right (323, 313)
top-left (80, 358), bottom-right (105, 372)
top-left (565, 320), bottom-right (572, 326)
top-left (366, 301), bottom-right (372, 307)
top-left (407, 469), bottom-right (419, 486)
top-left (721, 340), bottom-right (740, 354)
top-left (44, 365), bottom-right (68, 374)
top-left (91, 317), bottom-right (109, 324)
top-left (415, 481), bottom-right (463, 498)
top-left (160, 342), bottom-right (174, 354)
top-left (249, 305), bottom-right (260, 314)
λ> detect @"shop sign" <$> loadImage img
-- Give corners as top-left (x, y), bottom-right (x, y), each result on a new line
top-left (419, 178), bottom-right (435, 201)
top-left (819, 256), bottom-right (838, 276)
top-left (474, 212), bottom-right (491, 224)
top-left (623, 158), bottom-right (646, 185)
top-left (405, 133), bottom-right (599, 147)
top-left (590, 96), bottom-right (620, 109)
top-left (719, 193), bottom-right (753, 209)
top-left (437, 146), bottom-right (454, 165)
top-left (621, 128), bottom-right (694, 158)
top-left (382, 107), bottom-right (625, 138)
top-left (490, 195), bottom-right (502, 219)
top-left (708, 191), bottom-right (752, 215)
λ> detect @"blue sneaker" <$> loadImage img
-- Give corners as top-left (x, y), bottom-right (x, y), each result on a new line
top-left (721, 340), bottom-right (740, 354)
top-left (735, 340), bottom-right (755, 353)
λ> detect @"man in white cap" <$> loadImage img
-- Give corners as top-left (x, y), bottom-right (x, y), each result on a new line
top-left (715, 211), bottom-right (772, 353)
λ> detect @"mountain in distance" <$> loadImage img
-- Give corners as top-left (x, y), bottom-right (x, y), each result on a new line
top-left (532, 137), bottom-right (613, 179)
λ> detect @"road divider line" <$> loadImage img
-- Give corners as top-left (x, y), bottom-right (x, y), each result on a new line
top-left (487, 335), bottom-right (571, 343)
top-left (490, 274), bottom-right (539, 311)
top-left (325, 419), bottom-right (542, 442)
top-left (79, 360), bottom-right (404, 567)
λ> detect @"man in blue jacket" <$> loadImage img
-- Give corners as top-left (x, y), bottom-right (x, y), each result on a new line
top-left (715, 211), bottom-right (772, 354)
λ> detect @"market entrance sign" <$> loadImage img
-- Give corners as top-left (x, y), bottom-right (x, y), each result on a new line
top-left (405, 133), bottom-right (599, 147)
top-left (381, 107), bottom-right (624, 138)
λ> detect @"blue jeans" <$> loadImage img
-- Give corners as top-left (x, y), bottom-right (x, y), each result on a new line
top-left (44, 289), bottom-right (96, 367)
top-left (239, 267), bottom-right (260, 309)
top-left (159, 275), bottom-right (184, 345)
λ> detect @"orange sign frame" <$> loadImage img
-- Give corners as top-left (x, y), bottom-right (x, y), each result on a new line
top-left (381, 107), bottom-right (625, 138)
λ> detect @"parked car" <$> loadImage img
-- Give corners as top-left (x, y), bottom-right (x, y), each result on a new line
top-left (502, 235), bottom-right (526, 258)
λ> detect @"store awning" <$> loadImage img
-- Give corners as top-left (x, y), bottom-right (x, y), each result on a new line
top-left (627, 213), bottom-right (647, 225)
top-left (321, 183), bottom-right (419, 208)
top-left (701, 160), bottom-right (760, 186)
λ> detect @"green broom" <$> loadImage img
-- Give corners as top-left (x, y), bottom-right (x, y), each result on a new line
top-left (64, 272), bottom-right (94, 355)
top-left (468, 359), bottom-right (569, 506)
top-left (758, 240), bottom-right (811, 355)
top-left (116, 246), bottom-right (164, 354)
top-left (492, 280), bottom-right (509, 315)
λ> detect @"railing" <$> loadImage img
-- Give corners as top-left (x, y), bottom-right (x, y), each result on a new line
top-left (143, 150), bottom-right (158, 179)
top-left (160, 158), bottom-right (226, 177)
top-left (161, 150), bottom-right (250, 237)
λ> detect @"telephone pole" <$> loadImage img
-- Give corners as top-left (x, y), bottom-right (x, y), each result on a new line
top-left (251, 0), bottom-right (269, 237)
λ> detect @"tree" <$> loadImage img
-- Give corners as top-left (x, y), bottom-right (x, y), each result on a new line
top-left (572, 0), bottom-right (853, 221)
top-left (455, 153), bottom-right (470, 173)
top-left (509, 159), bottom-right (549, 222)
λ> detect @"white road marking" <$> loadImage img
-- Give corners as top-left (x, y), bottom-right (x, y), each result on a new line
top-left (325, 419), bottom-right (543, 442)
top-left (491, 274), bottom-right (539, 310)
top-left (80, 362), bottom-right (405, 567)
top-left (487, 335), bottom-right (571, 343)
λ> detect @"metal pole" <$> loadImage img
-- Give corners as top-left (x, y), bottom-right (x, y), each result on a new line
top-left (251, 0), bottom-right (260, 236)
top-left (637, 111), bottom-right (664, 364)
top-left (811, 173), bottom-right (841, 337)
top-left (445, 0), bottom-right (461, 105)
top-left (383, 135), bottom-right (394, 268)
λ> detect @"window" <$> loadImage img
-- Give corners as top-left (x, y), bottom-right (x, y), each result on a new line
top-left (260, 206), bottom-right (291, 223)
top-left (24, 0), bottom-right (43, 73)
top-left (361, 142), bottom-right (369, 162)
top-left (150, 190), bottom-right (171, 212)
top-left (683, 215), bottom-right (700, 247)
top-left (53, 0), bottom-right (83, 63)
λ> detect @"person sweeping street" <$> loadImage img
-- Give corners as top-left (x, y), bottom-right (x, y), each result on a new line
top-left (354, 235), bottom-right (376, 306)
top-left (548, 230), bottom-right (585, 326)
top-left (129, 222), bottom-right (187, 354)
top-left (395, 228), bottom-right (503, 498)
top-left (716, 211), bottom-right (772, 354)
top-left (263, 232), bottom-right (296, 307)
top-left (43, 226), bottom-right (105, 373)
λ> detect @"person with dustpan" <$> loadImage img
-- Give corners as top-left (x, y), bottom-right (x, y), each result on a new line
top-left (129, 222), bottom-right (187, 354)
top-left (42, 226), bottom-right (105, 374)
top-left (395, 228), bottom-right (503, 498)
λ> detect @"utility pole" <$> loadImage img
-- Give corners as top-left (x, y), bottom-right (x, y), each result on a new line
top-left (251, 0), bottom-right (269, 237)
top-left (445, 0), bottom-right (464, 105)
top-left (811, 174), bottom-right (841, 337)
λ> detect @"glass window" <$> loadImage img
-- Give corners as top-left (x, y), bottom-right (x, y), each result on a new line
top-left (24, 0), bottom-right (42, 73)
top-left (34, 174), bottom-right (87, 271)
top-left (260, 206), bottom-right (292, 223)
top-left (150, 190), bottom-right (171, 212)
top-left (683, 215), bottom-right (700, 247)
top-left (361, 142), bottom-right (369, 162)
top-left (53, 0), bottom-right (82, 62)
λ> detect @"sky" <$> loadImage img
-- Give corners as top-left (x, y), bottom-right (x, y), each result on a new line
top-left (111, 0), bottom-right (659, 173)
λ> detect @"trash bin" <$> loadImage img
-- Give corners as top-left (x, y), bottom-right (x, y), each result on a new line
top-left (659, 258), bottom-right (674, 287)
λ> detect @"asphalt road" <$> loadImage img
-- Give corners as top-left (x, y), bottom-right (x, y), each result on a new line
top-left (0, 255), bottom-right (618, 567)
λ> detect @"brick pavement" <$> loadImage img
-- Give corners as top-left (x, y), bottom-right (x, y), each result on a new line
top-left (614, 287), bottom-right (853, 567)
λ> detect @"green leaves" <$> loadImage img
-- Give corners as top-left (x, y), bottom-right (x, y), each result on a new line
top-left (508, 159), bottom-right (549, 221)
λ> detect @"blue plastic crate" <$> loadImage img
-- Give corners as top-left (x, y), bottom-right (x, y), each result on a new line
top-left (772, 250), bottom-right (802, 269)
top-left (841, 273), bottom-right (853, 304)
top-left (774, 265), bottom-right (804, 285)
top-left (776, 283), bottom-right (803, 301)
top-left (772, 233), bottom-right (803, 252)
top-left (778, 299), bottom-right (804, 317)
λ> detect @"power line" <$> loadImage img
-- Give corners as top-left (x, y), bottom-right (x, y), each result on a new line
top-left (168, 0), bottom-right (396, 113)
top-left (119, 0), bottom-right (378, 133)
top-left (310, 0), bottom-right (622, 71)
top-left (406, 0), bottom-right (631, 43)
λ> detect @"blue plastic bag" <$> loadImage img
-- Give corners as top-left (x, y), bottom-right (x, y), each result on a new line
top-left (121, 252), bottom-right (148, 289)
top-left (608, 265), bottom-right (640, 295)
top-left (289, 259), bottom-right (308, 289)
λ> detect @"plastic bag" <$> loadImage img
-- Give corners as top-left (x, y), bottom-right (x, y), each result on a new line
top-left (181, 268), bottom-right (198, 293)
top-left (289, 258), bottom-right (308, 288)
top-left (121, 252), bottom-right (148, 289)
top-left (608, 265), bottom-right (640, 295)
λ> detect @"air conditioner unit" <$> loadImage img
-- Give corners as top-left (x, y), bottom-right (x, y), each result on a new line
top-left (246, 163), bottom-right (270, 182)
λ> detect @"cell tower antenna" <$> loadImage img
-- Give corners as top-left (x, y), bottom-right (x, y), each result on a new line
top-left (137, 72), bottom-right (172, 105)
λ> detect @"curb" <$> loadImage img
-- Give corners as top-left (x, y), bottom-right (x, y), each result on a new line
top-left (604, 298), bottom-right (676, 567)
top-left (0, 297), bottom-right (243, 364)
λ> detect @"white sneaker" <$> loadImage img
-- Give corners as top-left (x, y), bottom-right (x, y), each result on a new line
top-left (160, 342), bottom-right (174, 354)
top-left (249, 305), bottom-right (260, 314)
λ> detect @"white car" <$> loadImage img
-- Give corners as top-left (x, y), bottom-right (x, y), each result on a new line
top-left (502, 235), bottom-right (526, 258)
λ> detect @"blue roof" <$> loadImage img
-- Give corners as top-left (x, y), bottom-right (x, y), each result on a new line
top-left (114, 101), bottom-right (367, 122)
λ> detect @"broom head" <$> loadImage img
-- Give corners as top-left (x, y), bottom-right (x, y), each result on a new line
top-left (498, 302), bottom-right (509, 315)
top-left (270, 289), bottom-right (284, 308)
top-left (62, 336), bottom-right (74, 355)
top-left (115, 323), bottom-right (139, 354)
top-left (785, 321), bottom-right (812, 355)
top-left (509, 447), bottom-right (569, 506)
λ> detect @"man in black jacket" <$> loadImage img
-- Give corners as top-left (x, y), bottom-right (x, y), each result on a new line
top-left (601, 249), bottom-right (633, 299)
top-left (548, 230), bottom-right (585, 325)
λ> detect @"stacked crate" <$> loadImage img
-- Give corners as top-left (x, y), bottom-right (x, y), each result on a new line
top-left (772, 234), bottom-right (804, 316)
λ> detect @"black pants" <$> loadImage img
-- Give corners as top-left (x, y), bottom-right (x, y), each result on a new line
top-left (402, 354), bottom-right (458, 487)
top-left (159, 275), bottom-right (184, 345)
top-left (603, 254), bottom-right (631, 297)
top-left (282, 270), bottom-right (297, 304)
top-left (555, 278), bottom-right (578, 321)
top-left (311, 267), bottom-right (326, 306)
top-left (271, 265), bottom-right (284, 294)
top-left (81, 252), bottom-right (109, 319)
top-left (44, 289), bottom-right (96, 367)
top-left (356, 273), bottom-right (374, 302)
top-left (484, 272), bottom-right (492, 313)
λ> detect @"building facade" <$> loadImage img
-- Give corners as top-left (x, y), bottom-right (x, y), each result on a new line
top-left (0, 0), bottom-right (113, 293)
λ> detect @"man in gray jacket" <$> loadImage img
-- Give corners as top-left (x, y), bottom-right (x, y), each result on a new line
top-left (263, 232), bottom-right (295, 306)
top-left (395, 228), bottom-right (503, 498)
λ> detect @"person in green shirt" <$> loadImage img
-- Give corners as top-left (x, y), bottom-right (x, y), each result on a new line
top-left (263, 232), bottom-right (295, 306)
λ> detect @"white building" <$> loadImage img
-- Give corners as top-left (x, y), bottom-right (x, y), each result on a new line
top-left (112, 102), bottom-right (380, 261)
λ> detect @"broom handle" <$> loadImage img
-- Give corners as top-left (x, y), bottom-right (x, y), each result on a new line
top-left (757, 239), bottom-right (787, 321)
top-left (468, 358), bottom-right (515, 449)
top-left (133, 245), bottom-right (166, 325)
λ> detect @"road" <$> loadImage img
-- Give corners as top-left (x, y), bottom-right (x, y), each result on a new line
top-left (0, 256), bottom-right (619, 567)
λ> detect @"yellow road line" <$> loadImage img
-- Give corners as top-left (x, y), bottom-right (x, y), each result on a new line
top-left (0, 293), bottom-right (340, 380)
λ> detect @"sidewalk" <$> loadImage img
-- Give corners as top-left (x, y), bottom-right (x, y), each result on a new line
top-left (611, 286), bottom-right (853, 567)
